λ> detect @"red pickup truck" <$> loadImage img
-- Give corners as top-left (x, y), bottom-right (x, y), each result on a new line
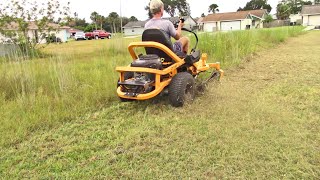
top-left (85, 30), bottom-right (112, 40)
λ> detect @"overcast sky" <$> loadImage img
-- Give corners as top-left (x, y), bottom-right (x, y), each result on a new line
top-left (61, 0), bottom-right (280, 22)
top-left (2, 0), bottom-right (280, 21)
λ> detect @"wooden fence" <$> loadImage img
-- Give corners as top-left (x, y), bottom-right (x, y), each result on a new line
top-left (264, 20), bottom-right (291, 28)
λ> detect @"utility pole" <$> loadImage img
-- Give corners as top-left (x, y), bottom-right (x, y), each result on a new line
top-left (120, 0), bottom-right (123, 36)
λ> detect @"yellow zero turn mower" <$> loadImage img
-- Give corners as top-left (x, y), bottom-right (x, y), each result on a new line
top-left (116, 26), bottom-right (223, 107)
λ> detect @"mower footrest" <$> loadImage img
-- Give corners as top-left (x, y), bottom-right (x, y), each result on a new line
top-left (124, 92), bottom-right (138, 97)
top-left (185, 50), bottom-right (200, 65)
top-left (118, 79), bottom-right (154, 97)
top-left (118, 80), bottom-right (147, 87)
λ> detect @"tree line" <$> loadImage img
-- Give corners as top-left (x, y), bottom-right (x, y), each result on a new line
top-left (64, 12), bottom-right (139, 33)
top-left (64, 0), bottom-right (193, 33)
top-left (276, 0), bottom-right (320, 20)
top-left (158, 0), bottom-right (320, 22)
top-left (237, 0), bottom-right (320, 20)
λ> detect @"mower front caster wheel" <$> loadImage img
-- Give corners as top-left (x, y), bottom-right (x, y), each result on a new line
top-left (169, 72), bottom-right (195, 107)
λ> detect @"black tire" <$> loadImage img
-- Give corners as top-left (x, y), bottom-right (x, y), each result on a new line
top-left (117, 72), bottom-right (135, 102)
top-left (108, 35), bottom-right (111, 39)
top-left (169, 72), bottom-right (195, 107)
top-left (95, 36), bottom-right (99, 40)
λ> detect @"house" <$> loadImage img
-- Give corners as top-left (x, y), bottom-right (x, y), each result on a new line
top-left (301, 5), bottom-right (320, 26)
top-left (123, 21), bottom-right (147, 36)
top-left (0, 21), bottom-right (70, 44)
top-left (196, 17), bottom-right (204, 31)
top-left (202, 9), bottom-right (268, 32)
top-left (26, 21), bottom-right (70, 43)
top-left (69, 28), bottom-right (84, 37)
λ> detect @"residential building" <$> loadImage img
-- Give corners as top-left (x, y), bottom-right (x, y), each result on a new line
top-left (196, 17), bottom-right (204, 31)
top-left (0, 21), bottom-right (70, 44)
top-left (301, 5), bottom-right (320, 26)
top-left (123, 21), bottom-right (147, 36)
top-left (202, 9), bottom-right (268, 32)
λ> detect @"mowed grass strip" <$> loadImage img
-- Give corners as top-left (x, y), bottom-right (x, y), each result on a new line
top-left (0, 27), bottom-right (304, 147)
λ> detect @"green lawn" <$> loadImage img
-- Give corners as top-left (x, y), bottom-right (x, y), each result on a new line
top-left (1, 27), bottom-right (319, 178)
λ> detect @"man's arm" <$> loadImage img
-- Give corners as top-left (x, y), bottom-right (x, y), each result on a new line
top-left (169, 20), bottom-right (184, 40)
top-left (174, 21), bottom-right (183, 40)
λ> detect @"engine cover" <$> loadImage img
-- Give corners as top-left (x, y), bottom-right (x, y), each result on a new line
top-left (131, 54), bottom-right (163, 70)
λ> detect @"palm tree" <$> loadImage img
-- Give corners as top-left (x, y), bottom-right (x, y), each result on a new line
top-left (208, 4), bottom-right (219, 13)
top-left (107, 12), bottom-right (120, 33)
top-left (90, 11), bottom-right (99, 30)
top-left (97, 15), bottom-right (105, 30)
top-left (129, 16), bottom-right (138, 22)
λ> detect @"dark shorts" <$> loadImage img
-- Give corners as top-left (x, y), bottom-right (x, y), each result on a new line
top-left (173, 41), bottom-right (183, 52)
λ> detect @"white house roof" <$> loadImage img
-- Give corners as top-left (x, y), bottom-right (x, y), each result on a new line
top-left (123, 21), bottom-right (147, 29)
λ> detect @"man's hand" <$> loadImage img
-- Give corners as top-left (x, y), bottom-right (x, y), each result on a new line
top-left (179, 20), bottom-right (184, 28)
top-left (174, 19), bottom-right (184, 40)
top-left (179, 17), bottom-right (185, 28)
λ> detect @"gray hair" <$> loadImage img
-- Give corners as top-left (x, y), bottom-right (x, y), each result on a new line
top-left (150, 0), bottom-right (164, 15)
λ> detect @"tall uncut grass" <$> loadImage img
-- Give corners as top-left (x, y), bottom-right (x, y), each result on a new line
top-left (197, 26), bottom-right (304, 66)
top-left (0, 26), bottom-right (304, 147)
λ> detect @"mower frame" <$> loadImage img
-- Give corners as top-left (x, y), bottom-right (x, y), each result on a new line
top-left (116, 41), bottom-right (224, 100)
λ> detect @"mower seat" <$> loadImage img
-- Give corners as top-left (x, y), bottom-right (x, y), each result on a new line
top-left (142, 29), bottom-right (186, 62)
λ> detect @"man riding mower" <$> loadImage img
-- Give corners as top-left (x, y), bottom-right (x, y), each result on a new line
top-left (116, 29), bottom-right (223, 107)
top-left (116, 0), bottom-right (223, 107)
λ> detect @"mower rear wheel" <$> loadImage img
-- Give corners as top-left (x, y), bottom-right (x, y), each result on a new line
top-left (169, 72), bottom-right (195, 107)
top-left (117, 72), bottom-right (135, 102)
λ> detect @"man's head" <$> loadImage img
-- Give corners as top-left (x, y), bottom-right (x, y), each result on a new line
top-left (149, 0), bottom-right (164, 17)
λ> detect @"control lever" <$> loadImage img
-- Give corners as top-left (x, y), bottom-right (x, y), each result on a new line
top-left (174, 17), bottom-right (185, 28)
